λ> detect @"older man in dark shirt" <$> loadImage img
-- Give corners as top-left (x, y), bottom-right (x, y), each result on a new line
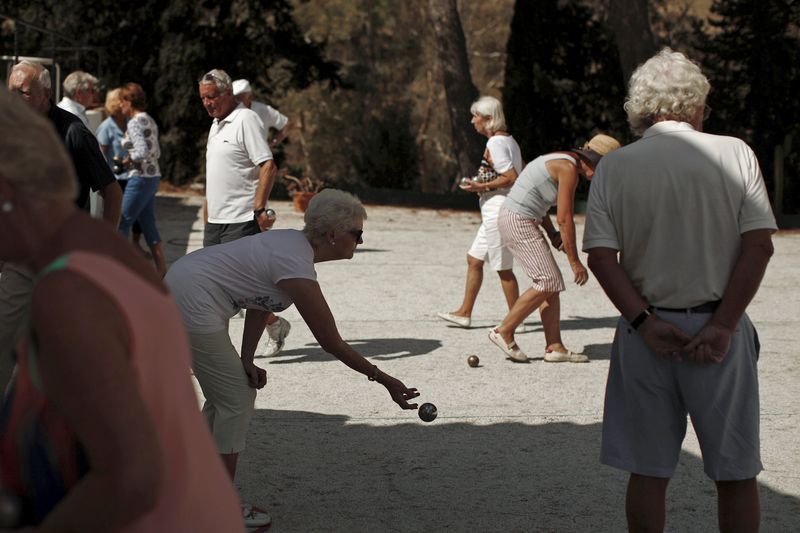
top-left (1, 60), bottom-right (122, 395)
top-left (8, 60), bottom-right (120, 217)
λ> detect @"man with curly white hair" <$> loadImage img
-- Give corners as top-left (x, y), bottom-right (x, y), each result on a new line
top-left (583, 48), bottom-right (776, 531)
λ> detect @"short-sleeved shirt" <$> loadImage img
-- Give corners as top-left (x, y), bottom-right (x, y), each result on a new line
top-left (486, 134), bottom-right (523, 175)
top-left (56, 97), bottom-right (88, 127)
top-left (165, 229), bottom-right (316, 333)
top-left (582, 121), bottom-right (777, 308)
top-left (477, 134), bottom-right (523, 200)
top-left (47, 103), bottom-right (117, 211)
top-left (504, 153), bottom-right (576, 219)
top-left (95, 117), bottom-right (129, 180)
top-left (205, 104), bottom-right (273, 224)
top-left (252, 100), bottom-right (288, 136)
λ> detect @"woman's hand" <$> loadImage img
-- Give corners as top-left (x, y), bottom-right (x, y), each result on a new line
top-left (459, 178), bottom-right (483, 194)
top-left (570, 261), bottom-right (589, 286)
top-left (379, 373), bottom-right (420, 409)
top-left (242, 360), bottom-right (267, 389)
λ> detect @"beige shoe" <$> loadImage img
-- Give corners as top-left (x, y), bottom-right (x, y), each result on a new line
top-left (544, 350), bottom-right (589, 363)
top-left (488, 328), bottom-right (528, 362)
top-left (437, 312), bottom-right (471, 328)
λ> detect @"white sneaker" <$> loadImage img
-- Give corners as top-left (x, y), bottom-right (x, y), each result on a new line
top-left (264, 316), bottom-right (291, 356)
top-left (241, 503), bottom-right (271, 527)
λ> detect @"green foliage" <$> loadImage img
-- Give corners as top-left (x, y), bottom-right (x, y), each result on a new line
top-left (650, 0), bottom-right (706, 55)
top-left (1, 0), bottom-right (339, 184)
top-left (285, 0), bottom-right (428, 190)
top-left (502, 0), bottom-right (629, 163)
top-left (702, 0), bottom-right (800, 200)
top-left (353, 105), bottom-right (420, 189)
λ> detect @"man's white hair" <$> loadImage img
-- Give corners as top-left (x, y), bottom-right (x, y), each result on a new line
top-left (63, 70), bottom-right (98, 97)
top-left (11, 60), bottom-right (51, 90)
top-left (624, 48), bottom-right (710, 136)
top-left (199, 69), bottom-right (233, 92)
top-left (0, 87), bottom-right (76, 206)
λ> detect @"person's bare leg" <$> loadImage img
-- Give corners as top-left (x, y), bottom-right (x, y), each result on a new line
top-left (626, 473), bottom-right (669, 533)
top-left (133, 231), bottom-right (146, 252)
top-left (496, 287), bottom-right (552, 344)
top-left (450, 255), bottom-right (484, 317)
top-left (497, 269), bottom-right (519, 310)
top-left (221, 452), bottom-right (239, 480)
top-left (716, 478), bottom-right (759, 533)
top-left (149, 242), bottom-right (167, 279)
top-left (540, 293), bottom-right (567, 352)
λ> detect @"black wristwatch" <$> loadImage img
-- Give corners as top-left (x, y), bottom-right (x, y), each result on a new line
top-left (253, 207), bottom-right (267, 217)
top-left (630, 306), bottom-right (654, 330)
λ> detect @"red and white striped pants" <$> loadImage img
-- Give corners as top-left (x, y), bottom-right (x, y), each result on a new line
top-left (498, 207), bottom-right (565, 292)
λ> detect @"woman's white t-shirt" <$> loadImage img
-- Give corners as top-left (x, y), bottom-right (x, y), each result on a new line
top-left (165, 229), bottom-right (317, 333)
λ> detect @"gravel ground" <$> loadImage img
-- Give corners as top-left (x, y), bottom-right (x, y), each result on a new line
top-left (157, 193), bottom-right (800, 533)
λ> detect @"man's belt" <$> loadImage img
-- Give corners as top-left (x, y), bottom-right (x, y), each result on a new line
top-left (653, 300), bottom-right (721, 314)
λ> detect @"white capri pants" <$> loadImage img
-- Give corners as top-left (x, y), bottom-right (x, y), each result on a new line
top-left (189, 329), bottom-right (257, 454)
top-left (467, 192), bottom-right (514, 271)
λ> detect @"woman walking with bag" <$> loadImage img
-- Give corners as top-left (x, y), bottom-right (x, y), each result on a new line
top-left (437, 96), bottom-right (523, 328)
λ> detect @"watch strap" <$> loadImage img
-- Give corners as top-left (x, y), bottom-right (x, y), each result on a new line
top-left (630, 306), bottom-right (654, 330)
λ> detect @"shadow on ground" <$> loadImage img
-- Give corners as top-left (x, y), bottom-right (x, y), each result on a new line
top-left (239, 411), bottom-right (800, 533)
top-left (265, 338), bottom-right (442, 363)
top-left (156, 195), bottom-right (204, 266)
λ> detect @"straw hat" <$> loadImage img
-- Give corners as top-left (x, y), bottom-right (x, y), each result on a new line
top-left (573, 134), bottom-right (622, 167)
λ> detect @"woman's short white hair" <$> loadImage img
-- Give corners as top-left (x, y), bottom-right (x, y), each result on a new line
top-left (470, 95), bottom-right (507, 133)
top-left (303, 189), bottom-right (367, 245)
top-left (0, 88), bottom-right (76, 206)
top-left (624, 48), bottom-right (710, 135)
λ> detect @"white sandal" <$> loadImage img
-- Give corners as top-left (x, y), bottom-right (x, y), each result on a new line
top-left (544, 349), bottom-right (589, 363)
top-left (488, 328), bottom-right (528, 362)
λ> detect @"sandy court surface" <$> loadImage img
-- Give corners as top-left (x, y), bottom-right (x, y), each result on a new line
top-left (157, 193), bottom-right (800, 532)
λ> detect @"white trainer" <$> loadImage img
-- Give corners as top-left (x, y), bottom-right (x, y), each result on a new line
top-left (263, 316), bottom-right (291, 356)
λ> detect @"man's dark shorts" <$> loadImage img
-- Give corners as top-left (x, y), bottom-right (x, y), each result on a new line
top-left (203, 220), bottom-right (260, 247)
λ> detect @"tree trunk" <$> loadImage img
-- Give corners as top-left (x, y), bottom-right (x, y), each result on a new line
top-left (607, 0), bottom-right (657, 82)
top-left (428, 0), bottom-right (484, 191)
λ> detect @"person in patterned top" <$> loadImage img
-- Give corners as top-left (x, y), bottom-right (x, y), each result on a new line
top-left (118, 82), bottom-right (166, 277)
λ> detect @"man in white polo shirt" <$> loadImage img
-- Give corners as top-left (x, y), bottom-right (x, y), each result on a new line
top-left (583, 49), bottom-right (776, 532)
top-left (57, 70), bottom-right (99, 127)
top-left (198, 68), bottom-right (290, 358)
top-left (231, 79), bottom-right (292, 148)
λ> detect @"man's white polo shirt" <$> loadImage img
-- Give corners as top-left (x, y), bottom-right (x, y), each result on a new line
top-left (252, 101), bottom-right (288, 138)
top-left (583, 121), bottom-right (777, 308)
top-left (57, 97), bottom-right (89, 127)
top-left (206, 103), bottom-right (273, 224)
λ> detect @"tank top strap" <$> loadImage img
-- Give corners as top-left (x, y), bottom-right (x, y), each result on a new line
top-left (35, 254), bottom-right (69, 280)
